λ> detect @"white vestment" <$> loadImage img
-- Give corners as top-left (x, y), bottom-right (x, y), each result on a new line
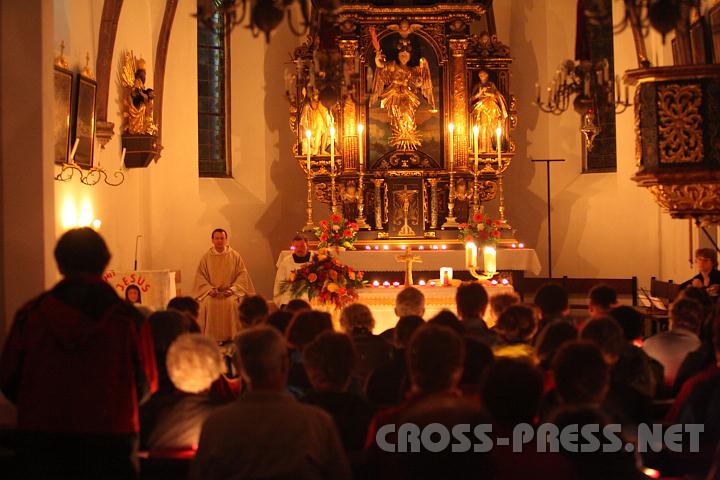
top-left (194, 246), bottom-right (255, 341)
top-left (273, 251), bottom-right (314, 307)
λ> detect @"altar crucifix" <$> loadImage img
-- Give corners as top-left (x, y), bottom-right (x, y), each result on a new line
top-left (395, 246), bottom-right (422, 287)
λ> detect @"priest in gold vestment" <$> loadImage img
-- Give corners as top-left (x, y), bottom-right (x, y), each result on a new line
top-left (193, 229), bottom-right (255, 342)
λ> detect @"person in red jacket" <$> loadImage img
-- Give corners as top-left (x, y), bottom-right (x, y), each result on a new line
top-left (0, 227), bottom-right (157, 479)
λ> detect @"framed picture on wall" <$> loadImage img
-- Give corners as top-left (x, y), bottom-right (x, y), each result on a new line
top-left (73, 73), bottom-right (96, 168)
top-left (690, 18), bottom-right (709, 64)
top-left (709, 3), bottom-right (720, 62)
top-left (53, 65), bottom-right (73, 164)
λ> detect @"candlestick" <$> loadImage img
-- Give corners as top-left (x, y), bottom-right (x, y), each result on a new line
top-left (356, 124), bottom-right (369, 229)
top-left (448, 123), bottom-right (454, 171)
top-left (305, 129), bottom-right (312, 172)
top-left (442, 123), bottom-right (458, 228)
top-left (496, 126), bottom-right (502, 168)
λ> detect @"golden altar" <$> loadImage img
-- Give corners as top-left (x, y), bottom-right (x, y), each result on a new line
top-left (286, 1), bottom-right (519, 242)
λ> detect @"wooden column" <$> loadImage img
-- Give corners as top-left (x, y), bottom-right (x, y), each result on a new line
top-left (448, 39), bottom-right (469, 170)
top-left (95, 0), bottom-right (124, 147)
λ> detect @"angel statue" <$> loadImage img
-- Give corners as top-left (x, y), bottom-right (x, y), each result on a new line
top-left (370, 28), bottom-right (435, 150)
top-left (121, 51), bottom-right (157, 135)
top-left (470, 69), bottom-right (508, 152)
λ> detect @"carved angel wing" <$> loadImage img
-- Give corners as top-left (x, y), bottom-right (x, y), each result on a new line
top-left (418, 57), bottom-right (436, 110)
top-left (120, 50), bottom-right (136, 89)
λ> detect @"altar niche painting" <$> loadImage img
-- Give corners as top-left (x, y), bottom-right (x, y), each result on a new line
top-left (367, 32), bottom-right (442, 167)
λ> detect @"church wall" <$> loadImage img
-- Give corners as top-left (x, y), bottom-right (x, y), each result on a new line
top-left (145, 1), bottom-right (306, 299)
top-left (498, 0), bottom-right (695, 287)
top-left (52, 0), bottom-right (164, 277)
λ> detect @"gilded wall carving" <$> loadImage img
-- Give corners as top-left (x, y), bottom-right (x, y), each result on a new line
top-left (657, 83), bottom-right (703, 164)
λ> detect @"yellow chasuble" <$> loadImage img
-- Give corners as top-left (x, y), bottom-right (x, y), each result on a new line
top-left (193, 246), bottom-right (255, 341)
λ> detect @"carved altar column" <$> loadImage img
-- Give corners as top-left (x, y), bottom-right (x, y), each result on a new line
top-left (339, 39), bottom-right (358, 172)
top-left (448, 39), bottom-right (469, 171)
top-left (427, 178), bottom-right (440, 230)
top-left (372, 178), bottom-right (384, 230)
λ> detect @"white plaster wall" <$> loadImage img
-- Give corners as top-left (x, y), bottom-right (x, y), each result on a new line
top-left (52, 0), bottom-right (164, 274)
top-left (146, 1), bottom-right (305, 298)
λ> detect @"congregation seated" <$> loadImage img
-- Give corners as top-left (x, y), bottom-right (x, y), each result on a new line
top-left (300, 331), bottom-right (376, 454)
top-left (191, 326), bottom-right (350, 480)
top-left (365, 315), bottom-right (424, 408)
top-left (266, 309), bottom-right (293, 335)
top-left (492, 304), bottom-right (537, 360)
top-left (587, 283), bottom-right (619, 319)
top-left (487, 291), bottom-right (520, 328)
top-left (643, 296), bottom-right (703, 388)
top-left (285, 310), bottom-right (334, 397)
top-left (481, 358), bottom-right (574, 479)
top-left (533, 282), bottom-right (572, 332)
top-left (379, 286), bottom-right (426, 342)
top-left (580, 317), bottom-right (653, 424)
top-left (364, 324), bottom-right (488, 479)
top-left (455, 282), bottom-right (496, 345)
top-left (238, 294), bottom-right (269, 328)
top-left (428, 309), bottom-right (465, 334)
top-left (140, 333), bottom-right (225, 452)
top-left (533, 319), bottom-right (577, 391)
top-left (339, 303), bottom-right (393, 384)
top-left (167, 296), bottom-right (200, 324)
top-left (148, 309), bottom-right (201, 393)
top-left (284, 298), bottom-right (312, 314)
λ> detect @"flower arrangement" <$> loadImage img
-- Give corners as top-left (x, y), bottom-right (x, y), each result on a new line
top-left (280, 248), bottom-right (367, 309)
top-left (458, 212), bottom-right (502, 246)
top-left (314, 214), bottom-right (358, 250)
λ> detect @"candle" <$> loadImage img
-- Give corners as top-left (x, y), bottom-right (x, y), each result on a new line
top-left (69, 138), bottom-right (80, 163)
top-left (495, 127), bottom-right (502, 168)
top-left (357, 124), bottom-right (364, 171)
top-left (483, 246), bottom-right (497, 275)
top-left (448, 123), bottom-right (454, 171)
top-left (120, 147), bottom-right (126, 167)
top-left (330, 126), bottom-right (336, 173)
top-left (305, 129), bottom-right (312, 172)
top-left (439, 267), bottom-right (453, 286)
top-left (535, 83), bottom-right (540, 103)
top-left (473, 125), bottom-right (479, 171)
top-left (465, 242), bottom-right (477, 269)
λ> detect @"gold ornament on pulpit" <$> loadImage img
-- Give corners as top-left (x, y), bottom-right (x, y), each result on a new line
top-left (120, 51), bottom-right (157, 135)
top-left (369, 27), bottom-right (436, 150)
top-left (470, 70), bottom-right (507, 153)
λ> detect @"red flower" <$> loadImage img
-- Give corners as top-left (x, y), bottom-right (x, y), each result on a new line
top-left (334, 234), bottom-right (340, 241)
top-left (357, 271), bottom-right (364, 279)
top-left (319, 220), bottom-right (328, 228)
top-left (349, 223), bottom-right (358, 230)
top-left (307, 273), bottom-right (318, 283)
top-left (493, 230), bottom-right (500, 237)
top-left (331, 213), bottom-right (342, 223)
top-left (343, 229), bottom-right (353, 238)
top-left (458, 223), bottom-right (468, 229)
top-left (472, 212), bottom-right (484, 223)
top-left (338, 287), bottom-right (347, 296)
top-left (463, 235), bottom-right (475, 243)
top-left (319, 233), bottom-right (328, 242)
top-left (479, 231), bottom-right (488, 239)
top-left (486, 219), bottom-right (493, 225)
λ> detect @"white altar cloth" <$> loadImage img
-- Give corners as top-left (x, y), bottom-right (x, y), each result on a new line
top-left (277, 247), bottom-right (541, 275)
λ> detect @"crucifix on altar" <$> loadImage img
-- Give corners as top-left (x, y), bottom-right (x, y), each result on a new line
top-left (395, 246), bottom-right (422, 287)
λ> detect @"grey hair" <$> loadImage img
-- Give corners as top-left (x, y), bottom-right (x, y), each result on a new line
top-left (166, 333), bottom-right (223, 393)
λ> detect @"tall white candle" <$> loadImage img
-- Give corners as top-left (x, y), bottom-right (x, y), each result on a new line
top-left (448, 123), bottom-right (454, 171)
top-left (483, 246), bottom-right (497, 275)
top-left (305, 129), bottom-right (312, 172)
top-left (465, 242), bottom-right (477, 269)
top-left (357, 124), bottom-right (364, 172)
top-left (473, 125), bottom-right (479, 171)
top-left (330, 126), bottom-right (336, 173)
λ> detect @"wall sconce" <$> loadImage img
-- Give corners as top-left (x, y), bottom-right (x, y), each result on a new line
top-left (55, 142), bottom-right (125, 186)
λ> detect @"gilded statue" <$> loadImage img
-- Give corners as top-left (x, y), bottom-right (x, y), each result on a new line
top-left (454, 178), bottom-right (471, 223)
top-left (340, 180), bottom-right (359, 221)
top-left (470, 70), bottom-right (508, 152)
top-left (300, 89), bottom-right (332, 155)
top-left (392, 185), bottom-right (419, 236)
top-left (120, 51), bottom-right (157, 135)
top-left (370, 28), bottom-right (435, 151)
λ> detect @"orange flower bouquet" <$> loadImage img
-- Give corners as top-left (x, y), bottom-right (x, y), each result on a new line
top-left (280, 248), bottom-right (367, 309)
top-left (314, 214), bottom-right (358, 250)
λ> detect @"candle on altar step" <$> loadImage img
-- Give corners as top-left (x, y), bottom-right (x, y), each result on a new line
top-left (465, 242), bottom-right (477, 269)
top-left (483, 246), bottom-right (497, 275)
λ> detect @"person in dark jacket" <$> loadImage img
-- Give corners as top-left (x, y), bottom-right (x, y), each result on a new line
top-left (0, 227), bottom-right (158, 479)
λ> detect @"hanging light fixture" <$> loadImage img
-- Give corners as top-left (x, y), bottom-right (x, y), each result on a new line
top-left (194, 0), bottom-right (337, 43)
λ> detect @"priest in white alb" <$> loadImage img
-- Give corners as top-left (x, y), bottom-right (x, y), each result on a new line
top-left (194, 228), bottom-right (255, 342)
top-left (273, 233), bottom-right (314, 308)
